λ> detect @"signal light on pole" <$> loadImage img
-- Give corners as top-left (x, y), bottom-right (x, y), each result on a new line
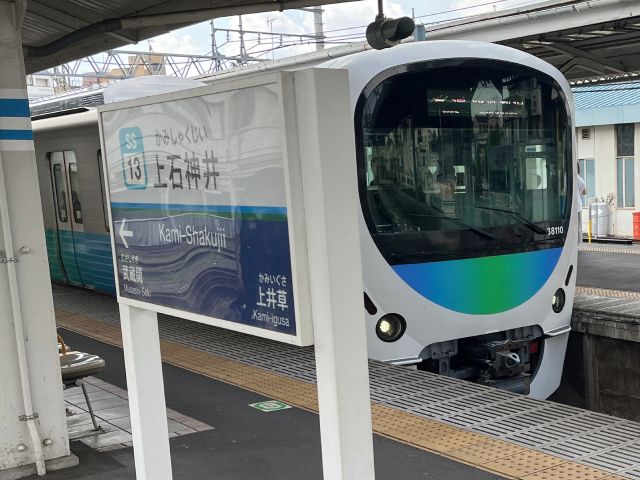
top-left (366, 16), bottom-right (416, 50)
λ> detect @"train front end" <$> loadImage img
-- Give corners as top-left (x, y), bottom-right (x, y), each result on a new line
top-left (331, 41), bottom-right (577, 399)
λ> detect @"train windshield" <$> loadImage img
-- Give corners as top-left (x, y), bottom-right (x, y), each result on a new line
top-left (356, 59), bottom-right (572, 264)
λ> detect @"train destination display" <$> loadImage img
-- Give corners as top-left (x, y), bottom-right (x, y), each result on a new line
top-left (99, 76), bottom-right (313, 345)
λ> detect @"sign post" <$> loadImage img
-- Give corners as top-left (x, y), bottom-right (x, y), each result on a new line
top-left (99, 69), bottom-right (374, 479)
top-left (119, 304), bottom-right (171, 480)
top-left (294, 69), bottom-right (376, 479)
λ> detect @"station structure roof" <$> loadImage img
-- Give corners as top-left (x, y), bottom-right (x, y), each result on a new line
top-left (23, 0), bottom-right (640, 83)
top-left (22, 0), bottom-right (357, 74)
top-left (23, 0), bottom-right (640, 128)
top-left (426, 0), bottom-right (640, 85)
top-left (573, 81), bottom-right (640, 127)
top-left (574, 82), bottom-right (640, 110)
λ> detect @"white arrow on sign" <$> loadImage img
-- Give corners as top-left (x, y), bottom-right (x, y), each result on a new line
top-left (119, 218), bottom-right (133, 248)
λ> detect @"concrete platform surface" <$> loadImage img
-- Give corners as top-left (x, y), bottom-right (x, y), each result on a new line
top-left (30, 329), bottom-right (502, 480)
top-left (578, 246), bottom-right (640, 293)
top-left (50, 284), bottom-right (640, 480)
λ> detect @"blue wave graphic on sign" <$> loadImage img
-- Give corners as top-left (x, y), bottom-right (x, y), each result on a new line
top-left (111, 204), bottom-right (296, 335)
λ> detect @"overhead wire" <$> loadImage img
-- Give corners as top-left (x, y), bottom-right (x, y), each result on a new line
top-left (48, 0), bottom-right (553, 81)
top-left (415, 0), bottom-right (528, 19)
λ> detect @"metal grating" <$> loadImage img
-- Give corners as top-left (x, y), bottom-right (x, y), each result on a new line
top-left (53, 285), bottom-right (640, 479)
top-left (624, 468), bottom-right (640, 480)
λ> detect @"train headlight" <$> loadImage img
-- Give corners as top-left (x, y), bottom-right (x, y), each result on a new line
top-left (552, 288), bottom-right (566, 313)
top-left (376, 314), bottom-right (406, 342)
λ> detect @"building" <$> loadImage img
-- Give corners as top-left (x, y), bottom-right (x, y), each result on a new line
top-left (574, 82), bottom-right (640, 238)
top-left (82, 53), bottom-right (167, 87)
top-left (25, 73), bottom-right (54, 98)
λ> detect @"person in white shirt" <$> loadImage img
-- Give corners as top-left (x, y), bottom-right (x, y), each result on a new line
top-left (577, 162), bottom-right (587, 243)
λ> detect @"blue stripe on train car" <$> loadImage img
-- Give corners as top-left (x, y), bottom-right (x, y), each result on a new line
top-left (44, 229), bottom-right (66, 283)
top-left (57, 230), bottom-right (84, 286)
top-left (45, 229), bottom-right (116, 294)
top-left (75, 232), bottom-right (116, 294)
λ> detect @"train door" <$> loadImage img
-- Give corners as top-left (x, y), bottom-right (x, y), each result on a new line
top-left (50, 151), bottom-right (86, 286)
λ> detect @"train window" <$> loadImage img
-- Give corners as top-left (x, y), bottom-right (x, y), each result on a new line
top-left (52, 163), bottom-right (68, 223)
top-left (97, 150), bottom-right (110, 232)
top-left (356, 59), bottom-right (572, 263)
top-left (67, 161), bottom-right (83, 224)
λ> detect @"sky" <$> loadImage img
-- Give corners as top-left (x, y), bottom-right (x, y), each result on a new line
top-left (80, 0), bottom-right (547, 77)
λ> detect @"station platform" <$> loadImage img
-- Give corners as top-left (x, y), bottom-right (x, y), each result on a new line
top-left (575, 242), bottom-right (640, 322)
top-left (557, 245), bottom-right (640, 423)
top-left (574, 242), bottom-right (640, 330)
top-left (49, 284), bottom-right (640, 480)
top-left (578, 243), bottom-right (640, 294)
top-left (49, 329), bottom-right (503, 480)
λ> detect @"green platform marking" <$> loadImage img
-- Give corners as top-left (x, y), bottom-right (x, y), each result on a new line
top-left (249, 400), bottom-right (292, 412)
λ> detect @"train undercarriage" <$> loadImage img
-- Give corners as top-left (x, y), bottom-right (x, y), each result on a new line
top-left (418, 326), bottom-right (544, 395)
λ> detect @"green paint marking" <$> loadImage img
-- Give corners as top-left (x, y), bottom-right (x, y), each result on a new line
top-left (249, 400), bottom-right (292, 413)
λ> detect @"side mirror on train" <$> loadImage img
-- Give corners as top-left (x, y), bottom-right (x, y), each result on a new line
top-left (366, 16), bottom-right (416, 50)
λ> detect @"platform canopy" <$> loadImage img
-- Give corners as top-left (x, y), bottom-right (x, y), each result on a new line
top-left (22, 0), bottom-right (358, 74)
top-left (425, 0), bottom-right (640, 84)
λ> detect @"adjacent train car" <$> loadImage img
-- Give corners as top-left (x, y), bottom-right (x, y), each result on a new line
top-left (33, 40), bottom-right (577, 398)
top-left (34, 109), bottom-right (114, 293)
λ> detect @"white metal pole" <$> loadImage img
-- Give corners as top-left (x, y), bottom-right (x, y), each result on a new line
top-left (0, 152), bottom-right (46, 476)
top-left (119, 303), bottom-right (172, 480)
top-left (294, 68), bottom-right (375, 480)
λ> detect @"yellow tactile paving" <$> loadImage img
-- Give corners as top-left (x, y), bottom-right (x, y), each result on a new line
top-left (371, 404), bottom-right (490, 454)
top-left (576, 286), bottom-right (640, 300)
top-left (579, 246), bottom-right (640, 255)
top-left (521, 462), bottom-right (616, 480)
top-left (56, 307), bottom-right (631, 480)
top-left (483, 450), bottom-right (566, 478)
top-left (57, 309), bottom-right (320, 412)
top-left (448, 439), bottom-right (528, 464)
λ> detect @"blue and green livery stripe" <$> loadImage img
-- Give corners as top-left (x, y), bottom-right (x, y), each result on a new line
top-left (44, 229), bottom-right (116, 294)
top-left (392, 247), bottom-right (563, 315)
top-left (111, 202), bottom-right (287, 221)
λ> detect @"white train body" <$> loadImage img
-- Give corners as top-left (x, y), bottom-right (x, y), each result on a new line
top-left (33, 41), bottom-right (577, 399)
top-left (317, 41), bottom-right (577, 399)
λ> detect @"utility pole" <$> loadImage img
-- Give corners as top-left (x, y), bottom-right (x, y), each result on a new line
top-left (267, 17), bottom-right (276, 60)
top-left (238, 15), bottom-right (247, 65)
top-left (299, 6), bottom-right (325, 51)
top-left (313, 6), bottom-right (325, 51)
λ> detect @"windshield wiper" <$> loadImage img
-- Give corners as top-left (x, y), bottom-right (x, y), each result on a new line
top-left (406, 214), bottom-right (497, 240)
top-left (475, 206), bottom-right (546, 234)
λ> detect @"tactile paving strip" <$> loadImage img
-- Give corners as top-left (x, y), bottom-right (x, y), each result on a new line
top-left (484, 450), bottom-right (566, 478)
top-left (521, 462), bottom-right (619, 480)
top-left (576, 287), bottom-right (640, 300)
top-left (53, 285), bottom-right (640, 480)
top-left (579, 245), bottom-right (640, 255)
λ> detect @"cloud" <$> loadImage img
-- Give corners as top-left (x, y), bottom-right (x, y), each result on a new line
top-left (147, 30), bottom-right (205, 55)
top-left (220, 11), bottom-right (311, 60)
top-left (320, 0), bottom-right (408, 45)
top-left (417, 0), bottom-right (546, 25)
top-left (116, 0), bottom-right (544, 71)
top-left (214, 0), bottom-right (410, 60)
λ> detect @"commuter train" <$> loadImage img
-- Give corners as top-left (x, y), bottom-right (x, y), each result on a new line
top-left (33, 41), bottom-right (577, 399)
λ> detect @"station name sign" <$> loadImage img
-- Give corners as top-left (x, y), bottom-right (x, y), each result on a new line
top-left (99, 74), bottom-right (312, 345)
